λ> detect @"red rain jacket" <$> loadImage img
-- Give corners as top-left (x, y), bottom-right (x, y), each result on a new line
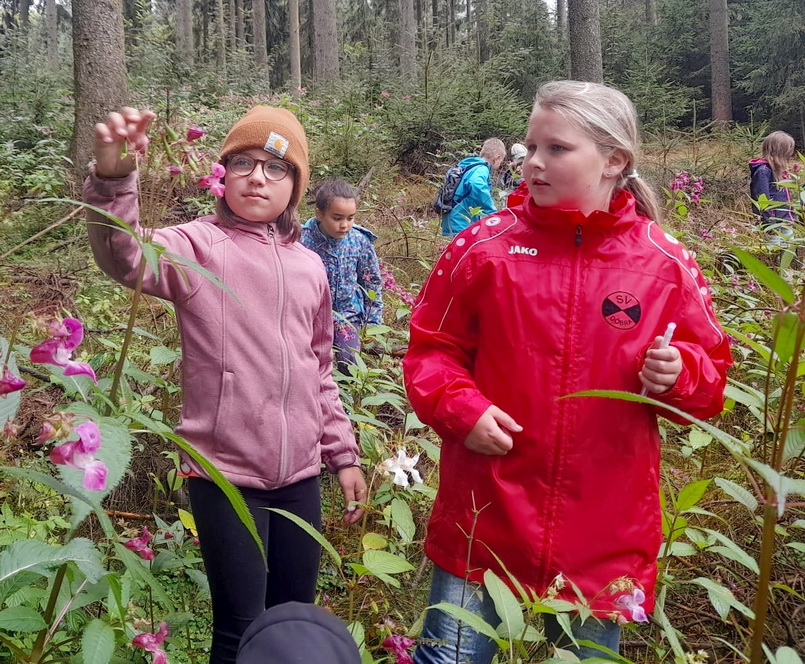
top-left (403, 191), bottom-right (732, 616)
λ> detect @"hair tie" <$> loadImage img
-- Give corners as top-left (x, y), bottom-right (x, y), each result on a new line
top-left (626, 170), bottom-right (640, 179)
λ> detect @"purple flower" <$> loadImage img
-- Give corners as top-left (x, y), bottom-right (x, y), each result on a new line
top-left (186, 125), bottom-right (205, 142)
top-left (50, 420), bottom-right (108, 491)
top-left (382, 634), bottom-right (415, 664)
top-left (198, 163), bottom-right (226, 198)
top-left (132, 622), bottom-right (169, 664)
top-left (125, 526), bottom-right (155, 561)
top-left (167, 165), bottom-right (183, 176)
top-left (615, 588), bottom-right (649, 623)
top-left (30, 317), bottom-right (97, 384)
top-left (0, 368), bottom-right (26, 395)
top-left (380, 91), bottom-right (391, 98)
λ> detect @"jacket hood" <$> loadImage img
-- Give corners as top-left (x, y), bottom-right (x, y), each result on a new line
top-left (237, 602), bottom-right (361, 664)
top-left (458, 155), bottom-right (490, 170)
top-left (302, 217), bottom-right (377, 243)
top-left (749, 158), bottom-right (770, 175)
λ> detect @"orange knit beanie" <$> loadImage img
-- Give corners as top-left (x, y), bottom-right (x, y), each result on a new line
top-left (220, 106), bottom-right (310, 208)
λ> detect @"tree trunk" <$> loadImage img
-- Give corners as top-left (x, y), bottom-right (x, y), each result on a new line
top-left (46, 0), bottom-right (58, 73)
top-left (645, 0), bottom-right (657, 25)
top-left (312, 0), bottom-right (339, 84)
top-left (568, 0), bottom-right (602, 83)
top-left (19, 0), bottom-right (30, 28)
top-left (709, 0), bottom-right (732, 122)
top-left (476, 0), bottom-right (488, 62)
top-left (447, 0), bottom-right (455, 47)
top-left (216, 0), bottom-right (227, 74)
top-left (236, 0), bottom-right (245, 46)
top-left (289, 0), bottom-right (301, 89)
top-left (430, 0), bottom-right (439, 49)
top-left (228, 0), bottom-right (236, 48)
top-left (70, 0), bottom-right (128, 178)
top-left (557, 0), bottom-right (567, 34)
top-left (175, 0), bottom-right (194, 68)
top-left (252, 0), bottom-right (267, 67)
top-left (399, 0), bottom-right (416, 80)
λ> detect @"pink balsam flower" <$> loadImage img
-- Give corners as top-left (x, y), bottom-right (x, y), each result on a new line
top-left (614, 588), bottom-right (649, 623)
top-left (132, 621), bottom-right (169, 664)
top-left (125, 526), bottom-right (155, 561)
top-left (30, 317), bottom-right (97, 383)
top-left (198, 162), bottom-right (226, 198)
top-left (186, 125), bottom-right (205, 142)
top-left (382, 634), bottom-right (415, 664)
top-left (0, 368), bottom-right (26, 395)
top-left (50, 419), bottom-right (108, 491)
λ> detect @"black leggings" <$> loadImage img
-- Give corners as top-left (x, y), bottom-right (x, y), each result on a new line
top-left (188, 476), bottom-right (322, 664)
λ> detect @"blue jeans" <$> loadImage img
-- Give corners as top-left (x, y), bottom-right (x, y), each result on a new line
top-left (413, 566), bottom-right (621, 664)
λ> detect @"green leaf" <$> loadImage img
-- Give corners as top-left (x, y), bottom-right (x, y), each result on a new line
top-left (775, 646), bottom-right (804, 664)
top-left (654, 586), bottom-right (686, 662)
top-left (745, 458), bottom-right (805, 518)
top-left (667, 542), bottom-right (697, 557)
top-left (723, 381), bottom-right (765, 409)
top-left (771, 311), bottom-right (801, 366)
top-left (113, 543), bottom-right (174, 609)
top-left (165, 251), bottom-right (238, 300)
top-left (689, 577), bottom-right (754, 621)
top-left (268, 508), bottom-right (340, 567)
top-left (677, 479), bottom-right (711, 512)
top-left (361, 533), bottom-right (387, 551)
top-left (714, 477), bottom-right (759, 513)
top-left (730, 246), bottom-right (795, 304)
top-left (361, 550), bottom-right (414, 576)
top-left (149, 346), bottom-right (180, 366)
top-left (390, 498), bottom-right (416, 544)
top-left (0, 339), bottom-right (22, 425)
top-left (348, 562), bottom-right (399, 588)
top-left (141, 244), bottom-right (162, 285)
top-left (0, 606), bottom-right (47, 632)
top-left (348, 621), bottom-right (366, 652)
top-left (82, 618), bottom-right (115, 664)
top-left (483, 569), bottom-right (525, 640)
top-left (165, 432), bottom-right (264, 563)
top-left (704, 529), bottom-right (759, 574)
top-left (404, 411), bottom-right (427, 433)
top-left (428, 602), bottom-right (504, 645)
top-left (0, 538), bottom-right (105, 584)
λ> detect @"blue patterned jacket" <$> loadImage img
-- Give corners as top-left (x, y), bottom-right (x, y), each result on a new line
top-left (301, 218), bottom-right (383, 327)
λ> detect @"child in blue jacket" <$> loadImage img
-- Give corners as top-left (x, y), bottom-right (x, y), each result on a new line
top-left (750, 131), bottom-right (797, 240)
top-left (301, 179), bottom-right (383, 368)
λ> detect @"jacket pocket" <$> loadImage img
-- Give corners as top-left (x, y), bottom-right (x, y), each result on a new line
top-left (212, 371), bottom-right (236, 442)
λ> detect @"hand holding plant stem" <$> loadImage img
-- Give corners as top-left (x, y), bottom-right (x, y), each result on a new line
top-left (93, 107), bottom-right (156, 178)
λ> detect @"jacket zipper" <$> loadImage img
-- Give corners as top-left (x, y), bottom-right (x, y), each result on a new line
top-left (269, 225), bottom-right (291, 481)
top-left (541, 223), bottom-right (583, 588)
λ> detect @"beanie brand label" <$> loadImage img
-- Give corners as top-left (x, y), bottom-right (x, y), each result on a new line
top-left (264, 132), bottom-right (290, 158)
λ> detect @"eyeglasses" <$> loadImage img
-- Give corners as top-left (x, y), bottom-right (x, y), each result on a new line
top-left (227, 154), bottom-right (294, 181)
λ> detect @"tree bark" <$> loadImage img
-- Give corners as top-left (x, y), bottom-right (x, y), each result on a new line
top-left (557, 0), bottom-right (567, 34)
top-left (399, 0), bottom-right (416, 80)
top-left (476, 0), bottom-right (488, 62)
top-left (236, 0), bottom-right (245, 46)
top-left (175, 0), bottom-right (194, 68)
top-left (216, 0), bottom-right (227, 74)
top-left (289, 0), bottom-right (301, 89)
top-left (568, 0), bottom-right (603, 83)
top-left (19, 0), bottom-right (30, 28)
top-left (252, 0), bottom-right (267, 67)
top-left (709, 0), bottom-right (732, 122)
top-left (46, 0), bottom-right (58, 73)
top-left (645, 0), bottom-right (657, 25)
top-left (312, 0), bottom-right (339, 84)
top-left (70, 0), bottom-right (128, 178)
top-left (228, 0), bottom-right (236, 48)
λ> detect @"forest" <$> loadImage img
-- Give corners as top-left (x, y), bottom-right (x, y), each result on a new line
top-left (0, 0), bottom-right (803, 662)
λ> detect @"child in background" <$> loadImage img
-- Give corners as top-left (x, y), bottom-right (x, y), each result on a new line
top-left (301, 179), bottom-right (383, 369)
top-left (404, 81), bottom-right (732, 663)
top-left (501, 142), bottom-right (527, 193)
top-left (749, 130), bottom-right (797, 241)
top-left (84, 106), bottom-right (366, 664)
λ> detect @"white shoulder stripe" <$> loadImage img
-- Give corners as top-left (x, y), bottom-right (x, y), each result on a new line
top-left (645, 221), bottom-right (724, 343)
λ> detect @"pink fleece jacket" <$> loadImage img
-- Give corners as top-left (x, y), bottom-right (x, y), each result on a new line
top-left (83, 170), bottom-right (360, 490)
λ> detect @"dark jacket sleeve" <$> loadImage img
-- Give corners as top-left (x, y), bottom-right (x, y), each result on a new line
top-left (750, 164), bottom-right (773, 223)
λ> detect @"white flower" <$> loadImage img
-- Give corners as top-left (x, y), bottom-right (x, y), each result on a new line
top-left (379, 449), bottom-right (422, 488)
top-left (551, 573), bottom-right (566, 590)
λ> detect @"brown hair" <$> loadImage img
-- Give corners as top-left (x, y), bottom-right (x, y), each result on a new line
top-left (216, 197), bottom-right (302, 243)
top-left (761, 131), bottom-right (796, 182)
top-left (533, 80), bottom-right (662, 221)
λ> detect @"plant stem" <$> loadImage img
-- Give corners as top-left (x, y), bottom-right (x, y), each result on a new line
top-left (748, 497), bottom-right (777, 663)
top-left (0, 206), bottom-right (83, 261)
top-left (109, 255), bottom-right (147, 405)
top-left (30, 563), bottom-right (68, 662)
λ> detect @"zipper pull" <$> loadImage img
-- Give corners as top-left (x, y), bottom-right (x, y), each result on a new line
top-left (267, 224), bottom-right (275, 238)
top-left (575, 224), bottom-right (582, 247)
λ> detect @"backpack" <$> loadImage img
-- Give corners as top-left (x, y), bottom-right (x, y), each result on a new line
top-left (433, 162), bottom-right (484, 214)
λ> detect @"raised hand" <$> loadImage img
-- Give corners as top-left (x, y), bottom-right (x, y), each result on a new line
top-left (93, 107), bottom-right (156, 178)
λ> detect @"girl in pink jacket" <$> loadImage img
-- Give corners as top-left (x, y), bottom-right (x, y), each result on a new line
top-left (84, 106), bottom-right (366, 664)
